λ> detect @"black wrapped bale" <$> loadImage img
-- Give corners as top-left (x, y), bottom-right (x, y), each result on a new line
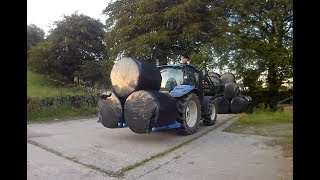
top-left (230, 96), bottom-right (249, 114)
top-left (243, 95), bottom-right (252, 102)
top-left (243, 95), bottom-right (253, 113)
top-left (98, 91), bottom-right (125, 128)
top-left (214, 96), bottom-right (230, 114)
top-left (124, 90), bottom-right (178, 134)
top-left (209, 75), bottom-right (222, 85)
top-left (220, 72), bottom-right (236, 84)
top-left (110, 57), bottom-right (162, 98)
top-left (209, 76), bottom-right (224, 95)
top-left (224, 82), bottom-right (240, 99)
top-left (208, 72), bottom-right (221, 78)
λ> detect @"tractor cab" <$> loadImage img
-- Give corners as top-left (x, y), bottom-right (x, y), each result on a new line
top-left (158, 64), bottom-right (200, 92)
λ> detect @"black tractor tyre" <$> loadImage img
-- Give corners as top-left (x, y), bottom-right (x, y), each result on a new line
top-left (203, 98), bottom-right (217, 126)
top-left (176, 93), bottom-right (201, 135)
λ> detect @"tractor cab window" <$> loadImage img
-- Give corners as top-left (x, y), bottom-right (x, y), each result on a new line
top-left (184, 69), bottom-right (196, 86)
top-left (160, 68), bottom-right (183, 91)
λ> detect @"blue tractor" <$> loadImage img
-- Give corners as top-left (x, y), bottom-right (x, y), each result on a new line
top-left (157, 62), bottom-right (218, 134)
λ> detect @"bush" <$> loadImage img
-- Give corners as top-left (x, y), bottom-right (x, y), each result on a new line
top-left (28, 41), bottom-right (53, 74)
top-left (27, 103), bottom-right (98, 122)
top-left (248, 90), bottom-right (293, 110)
top-left (27, 94), bottom-right (98, 108)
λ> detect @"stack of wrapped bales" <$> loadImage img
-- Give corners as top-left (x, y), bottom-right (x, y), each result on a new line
top-left (209, 72), bottom-right (252, 114)
top-left (98, 57), bottom-right (177, 133)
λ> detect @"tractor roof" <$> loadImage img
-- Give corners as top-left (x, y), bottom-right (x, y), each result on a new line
top-left (158, 64), bottom-right (198, 71)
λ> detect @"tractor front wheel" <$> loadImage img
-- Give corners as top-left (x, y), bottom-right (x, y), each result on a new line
top-left (203, 98), bottom-right (217, 126)
top-left (176, 93), bottom-right (201, 135)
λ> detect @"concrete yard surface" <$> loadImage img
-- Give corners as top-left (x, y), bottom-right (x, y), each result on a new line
top-left (27, 114), bottom-right (292, 179)
top-left (27, 143), bottom-right (115, 180)
top-left (125, 121), bottom-right (292, 180)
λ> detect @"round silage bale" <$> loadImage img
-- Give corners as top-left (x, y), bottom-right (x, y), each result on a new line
top-left (110, 57), bottom-right (162, 98)
top-left (230, 96), bottom-right (249, 114)
top-left (98, 91), bottom-right (125, 128)
top-left (208, 72), bottom-right (221, 79)
top-left (209, 76), bottom-right (224, 95)
top-left (243, 95), bottom-right (253, 113)
top-left (220, 72), bottom-right (236, 84)
top-left (224, 82), bottom-right (240, 99)
top-left (124, 90), bottom-right (178, 134)
top-left (214, 96), bottom-right (230, 114)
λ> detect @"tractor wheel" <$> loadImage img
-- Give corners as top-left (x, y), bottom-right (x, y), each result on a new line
top-left (203, 98), bottom-right (217, 126)
top-left (176, 93), bottom-right (201, 135)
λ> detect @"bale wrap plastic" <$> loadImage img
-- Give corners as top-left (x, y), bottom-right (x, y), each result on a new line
top-left (214, 96), bottom-right (230, 114)
top-left (110, 57), bottom-right (162, 98)
top-left (224, 82), bottom-right (240, 99)
top-left (124, 90), bottom-right (178, 134)
top-left (98, 91), bottom-right (124, 128)
top-left (230, 96), bottom-right (249, 114)
top-left (220, 72), bottom-right (236, 84)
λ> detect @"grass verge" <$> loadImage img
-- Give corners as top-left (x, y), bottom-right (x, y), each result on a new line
top-left (27, 70), bottom-right (86, 98)
top-left (27, 70), bottom-right (98, 122)
top-left (224, 108), bottom-right (293, 157)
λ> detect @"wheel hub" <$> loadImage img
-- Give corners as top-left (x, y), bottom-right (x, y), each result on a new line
top-left (210, 103), bottom-right (216, 120)
top-left (186, 100), bottom-right (197, 127)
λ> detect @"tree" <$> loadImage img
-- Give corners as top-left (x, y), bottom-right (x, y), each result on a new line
top-left (27, 24), bottom-right (45, 52)
top-left (27, 41), bottom-right (53, 74)
top-left (29, 13), bottom-right (108, 83)
top-left (76, 60), bottom-right (114, 88)
top-left (103, 0), bottom-right (212, 65)
top-left (207, 0), bottom-right (293, 94)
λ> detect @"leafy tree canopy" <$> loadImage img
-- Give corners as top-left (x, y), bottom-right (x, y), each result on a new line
top-left (103, 0), bottom-right (213, 65)
top-left (207, 0), bottom-right (293, 93)
top-left (27, 24), bottom-right (45, 52)
top-left (29, 13), bottom-right (108, 83)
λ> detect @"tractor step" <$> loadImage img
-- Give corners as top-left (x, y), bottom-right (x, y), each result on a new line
top-left (99, 118), bottom-right (182, 132)
top-left (151, 121), bottom-right (181, 132)
top-left (116, 121), bottom-right (182, 131)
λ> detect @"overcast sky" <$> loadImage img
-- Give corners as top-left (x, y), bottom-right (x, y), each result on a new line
top-left (27, 0), bottom-right (112, 35)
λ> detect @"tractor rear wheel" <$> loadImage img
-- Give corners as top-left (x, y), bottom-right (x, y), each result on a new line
top-left (203, 98), bottom-right (217, 126)
top-left (176, 93), bottom-right (201, 135)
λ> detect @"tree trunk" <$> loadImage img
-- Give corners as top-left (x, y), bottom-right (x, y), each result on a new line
top-left (267, 63), bottom-right (282, 108)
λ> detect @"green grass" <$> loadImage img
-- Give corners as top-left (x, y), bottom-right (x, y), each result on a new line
top-left (235, 108), bottom-right (292, 125)
top-left (27, 70), bottom-right (98, 122)
top-left (224, 108), bottom-right (293, 156)
top-left (27, 70), bottom-right (85, 98)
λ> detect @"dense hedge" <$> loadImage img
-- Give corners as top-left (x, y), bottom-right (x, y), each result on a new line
top-left (27, 94), bottom-right (99, 121)
top-left (248, 90), bottom-right (293, 110)
top-left (27, 94), bottom-right (99, 109)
